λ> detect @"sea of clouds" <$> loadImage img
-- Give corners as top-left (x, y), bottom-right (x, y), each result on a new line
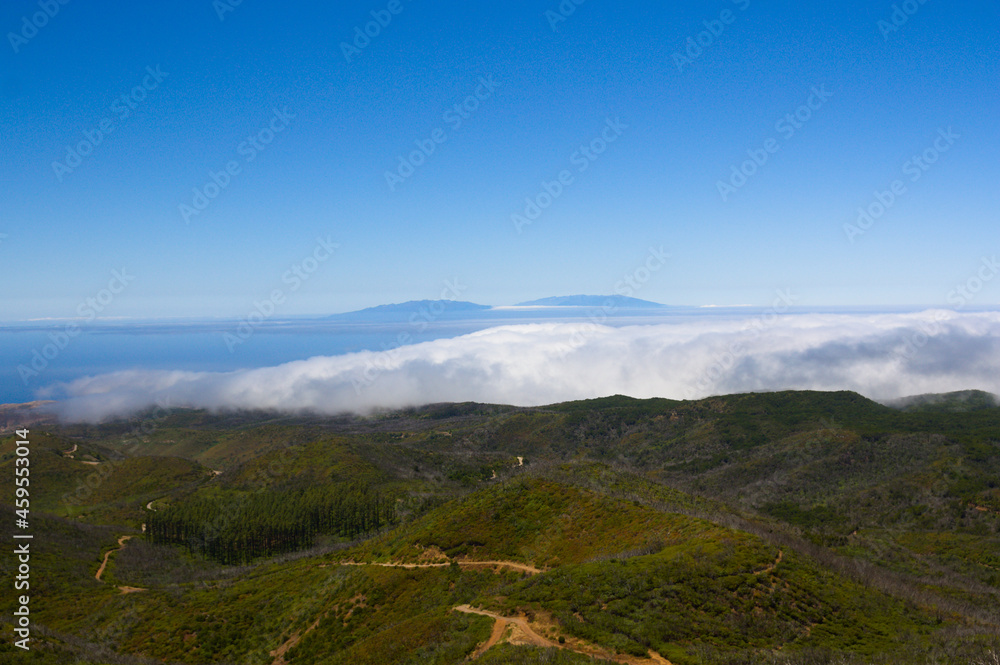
top-left (43, 310), bottom-right (1000, 422)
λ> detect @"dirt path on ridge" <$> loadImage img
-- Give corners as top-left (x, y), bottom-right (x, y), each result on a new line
top-left (96, 536), bottom-right (131, 581)
top-left (453, 605), bottom-right (673, 664)
top-left (95, 535), bottom-right (147, 594)
top-left (270, 616), bottom-right (323, 665)
top-left (336, 559), bottom-right (543, 574)
top-left (754, 549), bottom-right (783, 576)
top-left (455, 605), bottom-right (555, 649)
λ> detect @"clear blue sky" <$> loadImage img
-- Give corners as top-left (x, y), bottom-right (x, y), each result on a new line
top-left (2, 0), bottom-right (998, 320)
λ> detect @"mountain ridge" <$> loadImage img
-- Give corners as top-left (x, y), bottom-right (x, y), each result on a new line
top-left (328, 299), bottom-right (491, 319)
top-left (514, 294), bottom-right (666, 307)
top-left (3, 389), bottom-right (1000, 664)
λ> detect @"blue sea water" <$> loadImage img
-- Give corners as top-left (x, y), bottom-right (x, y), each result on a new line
top-left (0, 304), bottom-right (935, 405)
top-left (0, 319), bottom-right (495, 405)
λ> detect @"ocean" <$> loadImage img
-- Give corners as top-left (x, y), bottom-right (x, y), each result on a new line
top-left (0, 318), bottom-right (499, 405)
top-left (0, 304), bottom-right (940, 406)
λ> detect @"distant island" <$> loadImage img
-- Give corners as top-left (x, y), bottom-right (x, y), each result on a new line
top-left (329, 296), bottom-right (668, 319)
top-left (329, 300), bottom-right (491, 320)
top-left (514, 295), bottom-right (666, 308)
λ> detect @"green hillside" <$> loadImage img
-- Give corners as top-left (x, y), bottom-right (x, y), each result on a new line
top-left (1, 390), bottom-right (998, 664)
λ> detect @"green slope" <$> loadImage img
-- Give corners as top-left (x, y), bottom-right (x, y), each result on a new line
top-left (3, 389), bottom-right (999, 664)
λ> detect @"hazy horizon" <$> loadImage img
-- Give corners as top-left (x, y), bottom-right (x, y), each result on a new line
top-left (3, 1), bottom-right (998, 420)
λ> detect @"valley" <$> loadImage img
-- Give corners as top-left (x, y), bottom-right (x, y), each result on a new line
top-left (2, 390), bottom-right (999, 664)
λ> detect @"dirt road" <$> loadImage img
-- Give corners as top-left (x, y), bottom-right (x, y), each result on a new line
top-left (454, 605), bottom-right (556, 649)
top-left (336, 559), bottom-right (543, 574)
top-left (96, 536), bottom-right (132, 581)
top-left (754, 550), bottom-right (783, 576)
top-left (453, 605), bottom-right (673, 664)
top-left (95, 535), bottom-right (147, 594)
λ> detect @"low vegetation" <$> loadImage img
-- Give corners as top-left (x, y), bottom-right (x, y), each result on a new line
top-left (1, 389), bottom-right (998, 664)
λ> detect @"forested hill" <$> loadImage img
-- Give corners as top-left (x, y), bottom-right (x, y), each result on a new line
top-left (1, 389), bottom-right (998, 664)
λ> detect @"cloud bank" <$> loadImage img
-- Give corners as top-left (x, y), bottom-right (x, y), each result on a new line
top-left (43, 310), bottom-right (1000, 422)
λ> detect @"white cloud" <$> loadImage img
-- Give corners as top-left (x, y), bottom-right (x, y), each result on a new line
top-left (43, 310), bottom-right (1000, 422)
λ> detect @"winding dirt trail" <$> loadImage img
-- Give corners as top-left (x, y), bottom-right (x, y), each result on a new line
top-left (454, 605), bottom-right (672, 664)
top-left (336, 559), bottom-right (543, 574)
top-left (455, 605), bottom-right (555, 649)
top-left (474, 613), bottom-right (511, 657)
top-left (332, 558), bottom-right (673, 661)
top-left (95, 535), bottom-right (147, 594)
top-left (96, 536), bottom-right (132, 581)
top-left (270, 616), bottom-right (323, 665)
top-left (63, 443), bottom-right (99, 464)
top-left (754, 549), bottom-right (783, 576)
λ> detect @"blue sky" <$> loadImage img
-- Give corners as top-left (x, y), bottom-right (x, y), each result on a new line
top-left (2, 0), bottom-right (998, 320)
